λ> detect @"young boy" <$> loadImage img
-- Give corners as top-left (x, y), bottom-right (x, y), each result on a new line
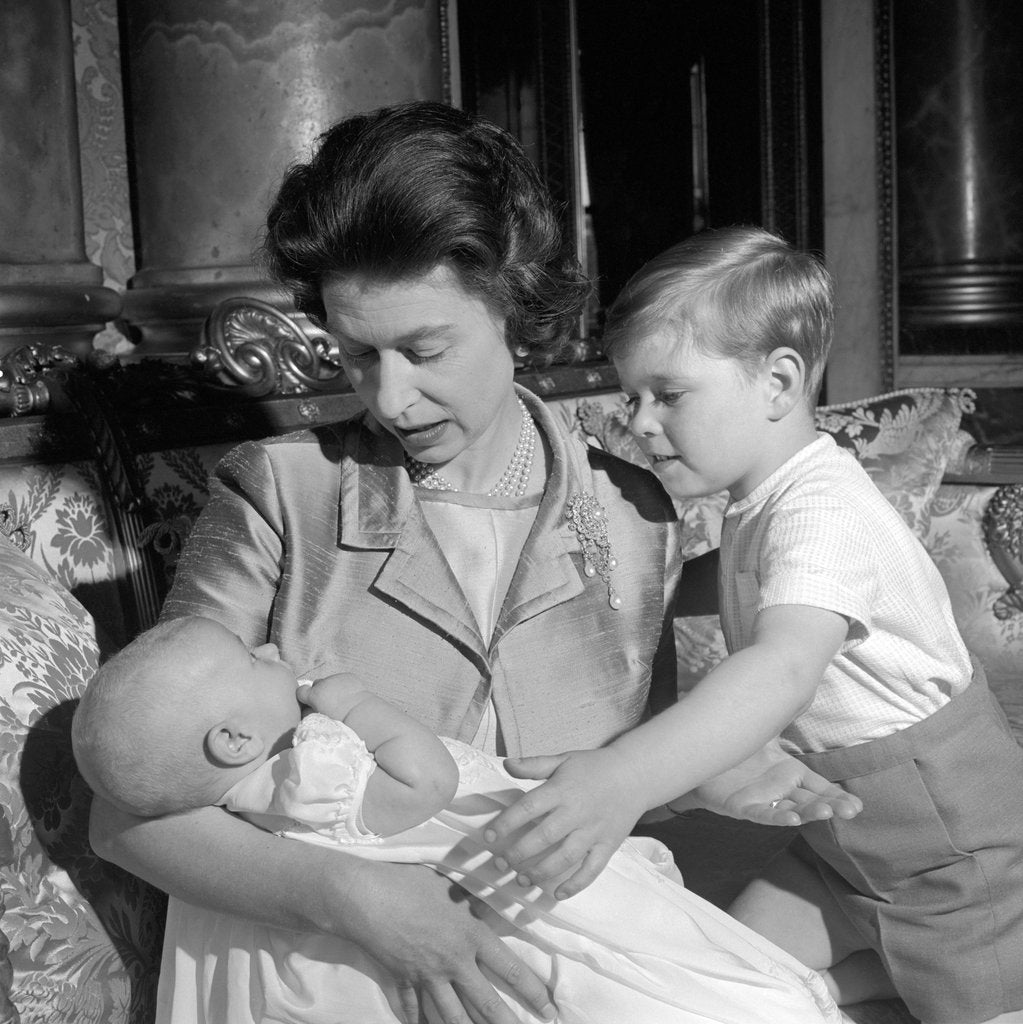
top-left (72, 615), bottom-right (844, 1024)
top-left (485, 227), bottom-right (1023, 1024)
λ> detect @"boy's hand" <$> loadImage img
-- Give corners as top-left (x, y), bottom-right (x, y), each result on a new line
top-left (483, 748), bottom-right (645, 900)
top-left (688, 741), bottom-right (862, 825)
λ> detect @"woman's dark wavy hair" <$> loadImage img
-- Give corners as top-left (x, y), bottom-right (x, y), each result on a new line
top-left (262, 101), bottom-right (590, 359)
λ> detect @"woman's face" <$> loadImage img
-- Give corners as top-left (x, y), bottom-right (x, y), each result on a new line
top-left (322, 266), bottom-right (520, 476)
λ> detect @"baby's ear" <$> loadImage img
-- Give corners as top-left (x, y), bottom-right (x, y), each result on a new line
top-left (205, 721), bottom-right (265, 767)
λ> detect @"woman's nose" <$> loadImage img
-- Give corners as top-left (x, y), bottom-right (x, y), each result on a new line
top-left (373, 354), bottom-right (417, 421)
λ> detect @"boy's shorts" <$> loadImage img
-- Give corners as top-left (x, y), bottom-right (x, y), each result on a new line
top-left (796, 670), bottom-right (1023, 1024)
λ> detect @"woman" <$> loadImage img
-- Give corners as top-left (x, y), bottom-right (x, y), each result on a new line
top-left (90, 101), bottom-right (853, 1024)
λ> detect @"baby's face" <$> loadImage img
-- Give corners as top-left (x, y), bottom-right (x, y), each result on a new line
top-left (200, 624), bottom-right (304, 750)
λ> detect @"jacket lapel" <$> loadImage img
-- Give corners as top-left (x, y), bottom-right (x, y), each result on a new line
top-left (336, 421), bottom-right (487, 662)
top-left (335, 397), bottom-right (591, 658)
top-left (491, 390), bottom-right (587, 647)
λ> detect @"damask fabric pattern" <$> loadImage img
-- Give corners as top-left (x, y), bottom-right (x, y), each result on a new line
top-left (0, 537), bottom-right (165, 1024)
top-left (925, 483), bottom-right (1023, 740)
top-left (0, 445), bottom-right (232, 664)
top-left (0, 460), bottom-right (133, 657)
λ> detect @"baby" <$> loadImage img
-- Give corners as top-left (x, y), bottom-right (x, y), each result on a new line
top-left (72, 615), bottom-right (845, 1024)
top-left (486, 227), bottom-right (1023, 1024)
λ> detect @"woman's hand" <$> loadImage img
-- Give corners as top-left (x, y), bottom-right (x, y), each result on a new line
top-left (339, 860), bottom-right (556, 1024)
top-left (483, 748), bottom-right (645, 900)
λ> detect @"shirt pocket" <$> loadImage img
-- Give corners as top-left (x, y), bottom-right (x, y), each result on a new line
top-left (734, 570), bottom-right (761, 636)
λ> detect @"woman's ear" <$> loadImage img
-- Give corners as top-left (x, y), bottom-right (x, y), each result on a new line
top-left (764, 347), bottom-right (807, 421)
top-left (205, 720), bottom-right (265, 768)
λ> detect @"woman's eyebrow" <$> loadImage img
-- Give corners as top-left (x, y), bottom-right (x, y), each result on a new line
top-left (395, 324), bottom-right (455, 344)
top-left (335, 324), bottom-right (453, 346)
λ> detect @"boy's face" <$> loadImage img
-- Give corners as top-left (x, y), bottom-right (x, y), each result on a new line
top-left (614, 331), bottom-right (773, 502)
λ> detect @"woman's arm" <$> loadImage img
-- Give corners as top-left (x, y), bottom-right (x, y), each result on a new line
top-left (89, 797), bottom-right (555, 1024)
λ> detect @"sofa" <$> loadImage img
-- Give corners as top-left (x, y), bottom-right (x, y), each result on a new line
top-left (2, 309), bottom-right (1021, 1024)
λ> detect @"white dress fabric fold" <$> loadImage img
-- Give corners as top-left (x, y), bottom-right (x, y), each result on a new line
top-left (156, 715), bottom-right (844, 1024)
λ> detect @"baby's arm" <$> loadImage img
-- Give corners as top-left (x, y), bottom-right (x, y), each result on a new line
top-left (487, 603), bottom-right (849, 898)
top-left (299, 674), bottom-right (459, 836)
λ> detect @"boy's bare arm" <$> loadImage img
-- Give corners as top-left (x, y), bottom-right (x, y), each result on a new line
top-left (488, 603), bottom-right (849, 898)
top-left (299, 675), bottom-right (459, 835)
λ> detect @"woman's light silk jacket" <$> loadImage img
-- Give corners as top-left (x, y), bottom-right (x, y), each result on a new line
top-left (162, 388), bottom-right (682, 756)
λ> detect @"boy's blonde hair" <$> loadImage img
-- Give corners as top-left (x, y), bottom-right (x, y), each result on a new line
top-left (603, 226), bottom-right (834, 401)
top-left (72, 617), bottom-right (234, 818)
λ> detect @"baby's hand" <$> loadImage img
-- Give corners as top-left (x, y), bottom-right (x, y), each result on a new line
top-left (296, 672), bottom-right (368, 721)
top-left (483, 748), bottom-right (644, 900)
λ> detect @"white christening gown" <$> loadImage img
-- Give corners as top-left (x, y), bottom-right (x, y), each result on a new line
top-left (155, 714), bottom-right (843, 1024)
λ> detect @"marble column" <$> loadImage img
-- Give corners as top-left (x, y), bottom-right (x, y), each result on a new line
top-left (0, 0), bottom-right (121, 357)
top-left (894, 0), bottom-right (1023, 339)
top-left (120, 0), bottom-right (445, 354)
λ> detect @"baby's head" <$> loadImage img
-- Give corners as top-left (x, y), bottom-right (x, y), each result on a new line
top-left (72, 617), bottom-right (302, 818)
top-left (603, 226), bottom-right (834, 404)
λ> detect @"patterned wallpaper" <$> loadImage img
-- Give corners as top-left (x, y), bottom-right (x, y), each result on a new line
top-left (70, 0), bottom-right (134, 352)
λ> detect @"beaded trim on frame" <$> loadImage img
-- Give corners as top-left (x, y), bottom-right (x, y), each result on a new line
top-left (565, 493), bottom-right (622, 609)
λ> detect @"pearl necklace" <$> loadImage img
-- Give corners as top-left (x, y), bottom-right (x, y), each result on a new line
top-left (405, 395), bottom-right (537, 497)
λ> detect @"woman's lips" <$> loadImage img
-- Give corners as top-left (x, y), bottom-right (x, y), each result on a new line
top-left (398, 420), bottom-right (447, 447)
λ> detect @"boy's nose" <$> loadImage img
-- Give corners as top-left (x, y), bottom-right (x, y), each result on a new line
top-left (628, 406), bottom-right (658, 438)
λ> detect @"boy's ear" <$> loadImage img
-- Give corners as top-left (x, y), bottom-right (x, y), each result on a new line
top-left (205, 720), bottom-right (265, 768)
top-left (764, 347), bottom-right (806, 420)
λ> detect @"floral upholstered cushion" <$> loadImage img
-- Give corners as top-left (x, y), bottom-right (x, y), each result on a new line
top-left (0, 460), bottom-right (150, 658)
top-left (0, 537), bottom-right (164, 1023)
top-left (814, 388), bottom-right (976, 538)
top-left (925, 483), bottom-right (1023, 745)
top-left (560, 388), bottom-right (975, 694)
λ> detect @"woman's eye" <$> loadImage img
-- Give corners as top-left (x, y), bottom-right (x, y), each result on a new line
top-left (343, 349), bottom-right (376, 366)
top-left (407, 349), bottom-right (444, 364)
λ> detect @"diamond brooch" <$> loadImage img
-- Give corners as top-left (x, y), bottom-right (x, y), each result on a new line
top-left (565, 493), bottom-right (622, 609)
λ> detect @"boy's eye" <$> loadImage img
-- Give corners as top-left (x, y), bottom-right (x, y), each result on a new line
top-left (658, 390), bottom-right (686, 405)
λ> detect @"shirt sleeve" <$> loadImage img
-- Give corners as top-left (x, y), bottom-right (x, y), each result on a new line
top-left (755, 499), bottom-right (879, 648)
